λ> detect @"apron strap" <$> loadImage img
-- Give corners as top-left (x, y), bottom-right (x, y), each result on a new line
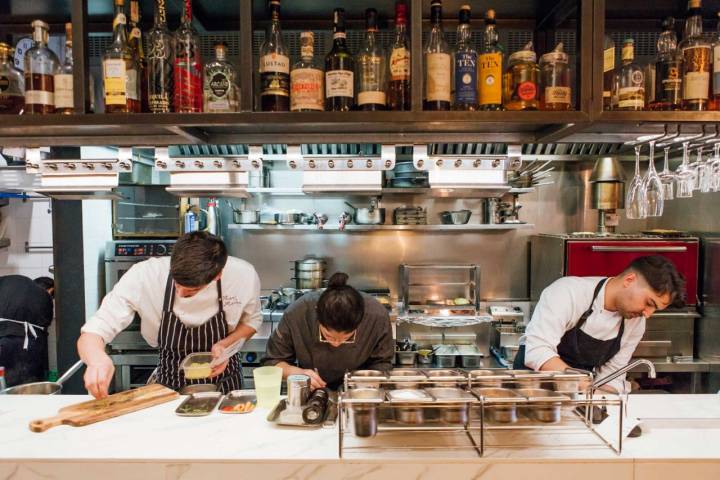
top-left (575, 278), bottom-right (608, 329)
top-left (162, 274), bottom-right (174, 313)
top-left (216, 279), bottom-right (224, 314)
top-left (0, 318), bottom-right (45, 350)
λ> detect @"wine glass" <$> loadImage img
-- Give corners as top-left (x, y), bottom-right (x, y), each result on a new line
top-left (658, 146), bottom-right (675, 200)
top-left (709, 143), bottom-right (720, 192)
top-left (675, 141), bottom-right (695, 198)
top-left (696, 148), bottom-right (712, 193)
top-left (641, 140), bottom-right (664, 217)
top-left (626, 145), bottom-right (647, 219)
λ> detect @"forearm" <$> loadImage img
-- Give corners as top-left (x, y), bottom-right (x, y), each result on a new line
top-left (77, 332), bottom-right (109, 364)
top-left (538, 355), bottom-right (570, 372)
top-left (219, 323), bottom-right (256, 348)
top-left (273, 361), bottom-right (305, 379)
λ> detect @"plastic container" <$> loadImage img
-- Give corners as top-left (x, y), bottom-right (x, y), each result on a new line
top-left (253, 366), bottom-right (283, 409)
top-left (180, 352), bottom-right (214, 380)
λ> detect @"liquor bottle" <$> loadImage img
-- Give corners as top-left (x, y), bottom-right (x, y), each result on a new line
top-left (24, 20), bottom-right (59, 114)
top-left (356, 8), bottom-right (387, 111)
top-left (129, 0), bottom-right (148, 112)
top-left (174, 0), bottom-right (202, 113)
top-left (0, 42), bottom-right (25, 114)
top-left (259, 0), bottom-right (290, 112)
top-left (325, 8), bottom-right (354, 111)
top-left (453, 4), bottom-right (478, 110)
top-left (652, 17), bottom-right (682, 110)
top-left (290, 31), bottom-right (324, 112)
top-left (423, 0), bottom-right (451, 110)
top-left (103, 0), bottom-right (140, 113)
top-left (54, 23), bottom-right (74, 114)
top-left (680, 0), bottom-right (711, 110)
top-left (712, 11), bottom-right (720, 109)
top-left (617, 38), bottom-right (645, 110)
top-left (203, 42), bottom-right (238, 113)
top-left (147, 0), bottom-right (174, 113)
top-left (478, 9), bottom-right (503, 111)
top-left (603, 35), bottom-right (615, 110)
top-left (388, 1), bottom-right (410, 111)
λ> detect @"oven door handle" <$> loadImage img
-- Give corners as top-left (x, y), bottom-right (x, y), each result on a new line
top-left (590, 246), bottom-right (688, 253)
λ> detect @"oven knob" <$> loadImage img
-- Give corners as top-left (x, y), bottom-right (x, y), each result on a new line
top-left (156, 244), bottom-right (167, 255)
top-left (245, 352), bottom-right (257, 363)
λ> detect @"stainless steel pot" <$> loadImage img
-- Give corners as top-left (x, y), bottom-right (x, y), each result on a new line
top-left (440, 210), bottom-right (472, 225)
top-left (277, 212), bottom-right (308, 225)
top-left (232, 209), bottom-right (259, 224)
top-left (292, 277), bottom-right (325, 289)
top-left (345, 200), bottom-right (386, 225)
top-left (293, 257), bottom-right (327, 272)
top-left (395, 406), bottom-right (424, 424)
top-left (1, 360), bottom-right (84, 395)
top-left (294, 270), bottom-right (325, 280)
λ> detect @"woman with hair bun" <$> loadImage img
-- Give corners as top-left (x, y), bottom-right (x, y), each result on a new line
top-left (262, 272), bottom-right (394, 389)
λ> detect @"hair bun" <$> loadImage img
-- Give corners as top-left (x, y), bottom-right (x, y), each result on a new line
top-left (327, 272), bottom-right (349, 289)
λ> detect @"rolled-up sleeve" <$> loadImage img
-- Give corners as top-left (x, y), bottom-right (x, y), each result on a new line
top-left (523, 282), bottom-right (574, 371)
top-left (262, 315), bottom-right (296, 367)
top-left (363, 313), bottom-right (394, 371)
top-left (238, 268), bottom-right (262, 332)
top-left (594, 317), bottom-right (646, 393)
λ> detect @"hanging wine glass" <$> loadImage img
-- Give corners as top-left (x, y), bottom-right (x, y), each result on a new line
top-left (641, 140), bottom-right (664, 216)
top-left (696, 148), bottom-right (712, 193)
top-left (675, 141), bottom-right (695, 198)
top-left (626, 145), bottom-right (647, 219)
top-left (710, 143), bottom-right (720, 192)
top-left (658, 146), bottom-right (675, 200)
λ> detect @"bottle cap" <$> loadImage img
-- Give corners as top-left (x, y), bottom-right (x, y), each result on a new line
top-left (485, 9), bottom-right (496, 22)
top-left (540, 42), bottom-right (567, 64)
top-left (395, 1), bottom-right (407, 24)
top-left (48, 370), bottom-right (58, 382)
top-left (65, 22), bottom-right (73, 43)
top-left (459, 5), bottom-right (471, 23)
top-left (510, 41), bottom-right (536, 64)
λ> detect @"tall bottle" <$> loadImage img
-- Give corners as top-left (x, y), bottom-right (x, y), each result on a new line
top-left (603, 35), bottom-right (615, 110)
top-left (712, 11), bottom-right (720, 109)
top-left (174, 0), bottom-right (202, 113)
top-left (325, 8), bottom-right (355, 111)
top-left (103, 0), bottom-right (140, 113)
top-left (423, 0), bottom-right (451, 110)
top-left (453, 5), bottom-right (478, 110)
top-left (652, 17), bottom-right (682, 110)
top-left (24, 20), bottom-right (59, 114)
top-left (259, 0), bottom-right (290, 111)
top-left (388, 1), bottom-right (411, 111)
top-left (290, 31), bottom-right (324, 112)
top-left (54, 23), bottom-right (74, 115)
top-left (203, 42), bottom-right (238, 113)
top-left (680, 0), bottom-right (711, 110)
top-left (617, 38), bottom-right (645, 110)
top-left (478, 9), bottom-right (503, 111)
top-left (147, 0), bottom-right (174, 113)
top-left (0, 42), bottom-right (24, 114)
top-left (129, 0), bottom-right (148, 112)
top-left (356, 8), bottom-right (387, 111)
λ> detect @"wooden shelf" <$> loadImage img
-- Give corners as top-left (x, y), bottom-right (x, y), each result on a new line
top-left (227, 223), bottom-right (534, 232)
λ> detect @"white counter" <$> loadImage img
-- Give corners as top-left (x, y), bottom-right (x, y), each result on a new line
top-left (0, 394), bottom-right (719, 480)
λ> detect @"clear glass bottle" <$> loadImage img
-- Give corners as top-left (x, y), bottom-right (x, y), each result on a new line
top-left (0, 42), bottom-right (24, 114)
top-left (617, 38), bottom-right (645, 110)
top-left (652, 17), bottom-right (682, 110)
top-left (325, 8), bottom-right (354, 112)
top-left (680, 0), bottom-right (711, 110)
top-left (174, 0), bottom-right (202, 113)
top-left (712, 10), bottom-right (720, 109)
top-left (503, 41), bottom-right (539, 111)
top-left (479, 9), bottom-right (503, 110)
top-left (103, 0), bottom-right (140, 113)
top-left (540, 42), bottom-right (571, 111)
top-left (423, 0), bottom-right (451, 110)
top-left (147, 0), bottom-right (174, 113)
top-left (54, 22), bottom-right (74, 114)
top-left (259, 0), bottom-right (290, 112)
top-left (24, 20), bottom-right (59, 114)
top-left (129, 0), bottom-right (148, 112)
top-left (356, 8), bottom-right (387, 111)
top-left (452, 4), bottom-right (478, 111)
top-left (388, 1), bottom-right (410, 111)
top-left (203, 42), bottom-right (238, 113)
top-left (290, 31), bottom-right (324, 112)
top-left (603, 35), bottom-right (615, 110)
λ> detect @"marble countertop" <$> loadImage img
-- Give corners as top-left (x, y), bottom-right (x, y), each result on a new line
top-left (0, 394), bottom-right (719, 463)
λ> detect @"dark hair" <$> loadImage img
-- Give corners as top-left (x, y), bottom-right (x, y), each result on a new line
top-left (34, 276), bottom-right (54, 291)
top-left (316, 272), bottom-right (365, 332)
top-left (626, 255), bottom-right (687, 307)
top-left (171, 232), bottom-right (228, 287)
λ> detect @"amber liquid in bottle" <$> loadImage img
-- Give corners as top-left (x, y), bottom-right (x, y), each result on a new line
top-left (25, 73), bottom-right (55, 114)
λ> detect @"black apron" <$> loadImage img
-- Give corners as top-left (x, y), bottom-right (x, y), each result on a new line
top-left (155, 275), bottom-right (242, 393)
top-left (514, 278), bottom-right (625, 372)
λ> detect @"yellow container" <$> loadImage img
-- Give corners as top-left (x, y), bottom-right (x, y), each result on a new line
top-left (253, 366), bottom-right (283, 409)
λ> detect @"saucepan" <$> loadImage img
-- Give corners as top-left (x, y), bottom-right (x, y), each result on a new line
top-left (1, 360), bottom-right (84, 395)
top-left (344, 200), bottom-right (386, 225)
top-left (225, 200), bottom-right (259, 224)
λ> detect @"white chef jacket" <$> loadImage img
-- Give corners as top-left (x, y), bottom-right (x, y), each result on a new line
top-left (520, 276), bottom-right (646, 393)
top-left (82, 256), bottom-right (262, 347)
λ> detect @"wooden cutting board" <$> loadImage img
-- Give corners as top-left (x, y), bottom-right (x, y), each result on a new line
top-left (29, 384), bottom-right (179, 433)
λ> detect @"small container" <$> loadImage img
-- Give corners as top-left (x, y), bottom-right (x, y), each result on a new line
top-left (503, 41), bottom-right (540, 111)
top-left (395, 406), bottom-right (424, 424)
top-left (175, 391), bottom-right (223, 417)
top-left (348, 370), bottom-right (387, 389)
top-left (344, 388), bottom-right (384, 437)
top-left (388, 369), bottom-right (426, 389)
top-left (416, 348), bottom-right (434, 365)
top-left (286, 374), bottom-right (311, 408)
top-left (180, 352), bottom-right (214, 380)
top-left (395, 350), bottom-right (418, 366)
top-left (503, 370), bottom-right (544, 389)
top-left (434, 354), bottom-right (457, 368)
top-left (516, 388), bottom-right (568, 424)
top-left (539, 42), bottom-right (571, 111)
top-left (424, 369), bottom-right (466, 388)
top-left (469, 369), bottom-right (505, 388)
top-left (218, 390), bottom-right (257, 414)
top-left (471, 387), bottom-right (525, 423)
top-left (387, 388), bottom-right (433, 403)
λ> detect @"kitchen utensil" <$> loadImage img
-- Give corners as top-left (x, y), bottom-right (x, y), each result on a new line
top-left (302, 388), bottom-right (330, 425)
top-left (277, 212), bottom-right (308, 225)
top-left (175, 391), bottom-right (222, 417)
top-left (253, 366), bottom-right (283, 409)
top-left (1, 360), bottom-right (83, 395)
top-left (225, 200), bottom-right (259, 224)
top-left (344, 198), bottom-right (386, 225)
top-left (440, 210), bottom-right (471, 225)
top-left (350, 404), bottom-right (379, 437)
top-left (259, 211), bottom-right (278, 224)
top-left (218, 390), bottom-right (257, 414)
top-left (293, 257), bottom-right (326, 271)
top-left (338, 211), bottom-right (352, 231)
top-left (286, 374), bottom-right (311, 408)
top-left (29, 384), bottom-right (179, 432)
top-left (482, 199), bottom-right (499, 224)
top-left (208, 338), bottom-right (246, 369)
top-left (516, 388), bottom-right (568, 423)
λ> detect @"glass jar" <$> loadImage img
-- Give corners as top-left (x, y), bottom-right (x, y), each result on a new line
top-left (539, 42), bottom-right (571, 111)
top-left (503, 41), bottom-right (539, 110)
top-left (0, 42), bottom-right (25, 114)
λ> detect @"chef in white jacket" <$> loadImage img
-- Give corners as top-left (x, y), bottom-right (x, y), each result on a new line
top-left (515, 255), bottom-right (685, 393)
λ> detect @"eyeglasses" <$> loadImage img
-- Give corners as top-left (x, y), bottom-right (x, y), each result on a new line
top-left (318, 326), bottom-right (357, 345)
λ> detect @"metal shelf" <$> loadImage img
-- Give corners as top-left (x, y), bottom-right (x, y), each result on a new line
top-left (227, 224), bottom-right (534, 232)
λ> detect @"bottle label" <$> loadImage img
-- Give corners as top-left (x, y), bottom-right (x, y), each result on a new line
top-left (290, 68), bottom-right (324, 110)
top-left (174, 62), bottom-right (203, 111)
top-left (603, 47), bottom-right (615, 73)
top-left (618, 86), bottom-right (644, 109)
top-left (103, 58), bottom-right (127, 105)
top-left (260, 54), bottom-right (290, 98)
top-left (544, 86), bottom-right (570, 105)
top-left (325, 70), bottom-right (354, 98)
top-left (207, 99), bottom-right (230, 112)
top-left (54, 73), bottom-right (74, 109)
top-left (0, 76), bottom-right (9, 92)
top-left (390, 47), bottom-right (410, 80)
top-left (426, 52), bottom-right (451, 102)
top-left (301, 44), bottom-right (314, 59)
top-left (479, 52), bottom-right (502, 105)
top-left (259, 54), bottom-right (290, 74)
top-left (149, 93), bottom-right (171, 113)
top-left (25, 90), bottom-right (53, 106)
top-left (622, 45), bottom-right (633, 62)
top-left (126, 68), bottom-right (138, 100)
top-left (454, 51), bottom-right (478, 104)
top-left (518, 81), bottom-right (538, 101)
top-left (714, 45), bottom-right (720, 94)
top-left (208, 71), bottom-right (230, 98)
top-left (684, 71), bottom-right (710, 100)
top-left (358, 91), bottom-right (387, 106)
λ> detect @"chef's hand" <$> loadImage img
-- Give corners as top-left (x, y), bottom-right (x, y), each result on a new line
top-left (83, 354), bottom-right (115, 399)
top-left (301, 368), bottom-right (327, 390)
top-left (210, 342), bottom-right (230, 378)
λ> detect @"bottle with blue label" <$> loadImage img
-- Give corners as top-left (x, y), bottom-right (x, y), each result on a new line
top-left (452, 5), bottom-right (478, 110)
top-left (183, 205), bottom-right (199, 233)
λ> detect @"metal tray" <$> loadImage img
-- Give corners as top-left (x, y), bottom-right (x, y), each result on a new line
top-left (471, 387), bottom-right (527, 404)
top-left (388, 368), bottom-right (427, 383)
top-left (424, 387), bottom-right (476, 403)
top-left (516, 388), bottom-right (569, 402)
top-left (218, 390), bottom-right (257, 414)
top-left (423, 368), bottom-right (466, 382)
top-left (175, 391), bottom-right (223, 417)
top-left (387, 388), bottom-right (434, 403)
top-left (342, 388), bottom-right (385, 404)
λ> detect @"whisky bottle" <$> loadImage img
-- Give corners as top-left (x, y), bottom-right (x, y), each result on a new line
top-left (290, 31), bottom-right (324, 112)
top-left (325, 8), bottom-right (355, 111)
top-left (259, 0), bottom-right (290, 111)
top-left (54, 23), bottom-right (74, 114)
top-left (453, 4), bottom-right (478, 110)
top-left (680, 0), bottom-right (711, 110)
top-left (174, 0), bottom-right (202, 113)
top-left (203, 42), bottom-right (238, 113)
top-left (478, 9), bottom-right (503, 111)
top-left (652, 17), bottom-right (682, 110)
top-left (103, 0), bottom-right (140, 113)
top-left (712, 11), bottom-right (720, 109)
top-left (617, 38), bottom-right (645, 110)
top-left (423, 0), bottom-right (451, 110)
top-left (356, 8), bottom-right (387, 111)
top-left (147, 0), bottom-right (174, 113)
top-left (0, 42), bottom-right (25, 114)
top-left (387, 1), bottom-right (411, 111)
top-left (603, 35), bottom-right (615, 110)
top-left (24, 20), bottom-right (59, 114)
top-left (129, 0), bottom-right (148, 112)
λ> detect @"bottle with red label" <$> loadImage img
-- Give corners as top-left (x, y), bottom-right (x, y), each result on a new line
top-left (503, 41), bottom-right (539, 111)
top-left (173, 0), bottom-right (202, 112)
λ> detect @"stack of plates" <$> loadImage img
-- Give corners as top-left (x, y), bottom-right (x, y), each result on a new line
top-left (394, 206), bottom-right (427, 225)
